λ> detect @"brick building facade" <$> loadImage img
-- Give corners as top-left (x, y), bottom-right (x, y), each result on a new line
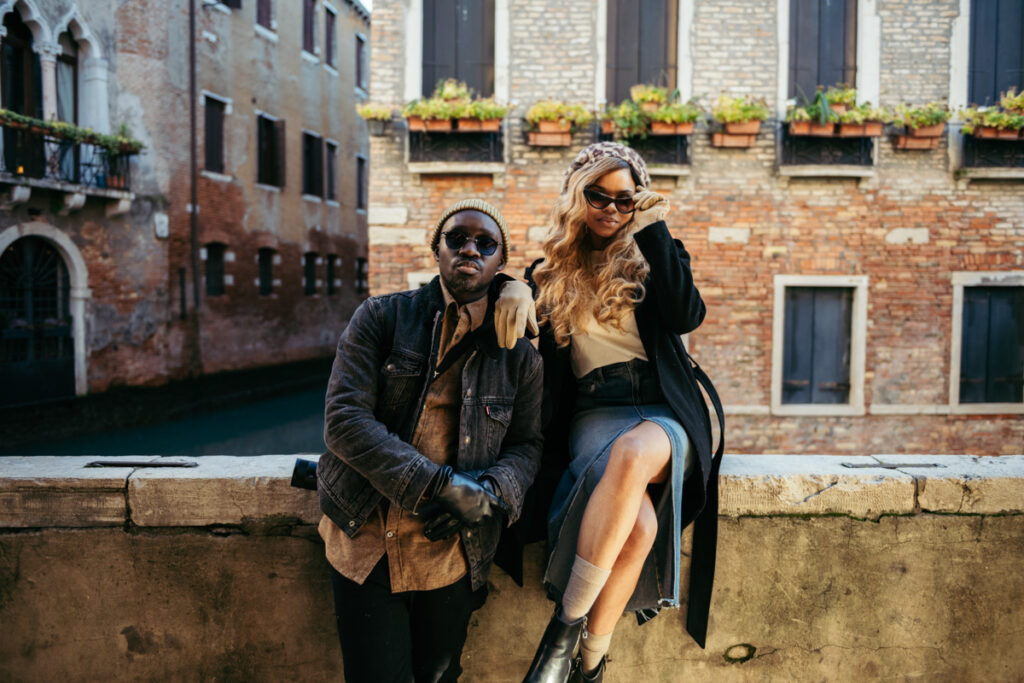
top-left (364, 0), bottom-right (1023, 454)
top-left (0, 0), bottom-right (370, 408)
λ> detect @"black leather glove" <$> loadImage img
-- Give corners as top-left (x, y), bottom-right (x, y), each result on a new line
top-left (420, 468), bottom-right (510, 541)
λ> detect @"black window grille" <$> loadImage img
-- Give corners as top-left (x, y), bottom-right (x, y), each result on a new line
top-left (258, 248), bottom-right (274, 296)
top-left (789, 0), bottom-right (858, 102)
top-left (422, 0), bottom-right (495, 97)
top-left (204, 97), bottom-right (225, 174)
top-left (968, 0), bottom-right (1024, 106)
top-left (205, 243), bottom-right (226, 297)
top-left (606, 0), bottom-right (678, 104)
top-left (303, 132), bottom-right (323, 197)
top-left (304, 252), bottom-right (318, 296)
top-left (408, 131), bottom-right (502, 163)
top-left (781, 126), bottom-right (874, 165)
top-left (782, 287), bottom-right (854, 404)
top-left (960, 286), bottom-right (1024, 403)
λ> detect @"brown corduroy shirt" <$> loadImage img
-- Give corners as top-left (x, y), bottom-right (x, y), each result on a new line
top-left (318, 283), bottom-right (488, 591)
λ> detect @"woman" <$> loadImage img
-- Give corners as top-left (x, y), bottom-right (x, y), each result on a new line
top-left (497, 142), bottom-right (724, 683)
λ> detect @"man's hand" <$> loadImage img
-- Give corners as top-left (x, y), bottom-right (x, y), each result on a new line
top-left (632, 189), bottom-right (670, 230)
top-left (495, 279), bottom-right (538, 349)
top-left (420, 469), bottom-right (510, 540)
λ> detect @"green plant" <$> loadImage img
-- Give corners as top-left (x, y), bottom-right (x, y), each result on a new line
top-left (860, 103), bottom-right (893, 123)
top-left (649, 100), bottom-right (703, 124)
top-left (629, 84), bottom-right (668, 105)
top-left (785, 105), bottom-right (811, 123)
top-left (710, 94), bottom-right (771, 123)
top-left (433, 78), bottom-right (473, 101)
top-left (468, 97), bottom-right (509, 120)
top-left (839, 107), bottom-right (866, 124)
top-left (893, 101), bottom-right (951, 130)
top-left (357, 103), bottom-right (393, 121)
top-left (825, 83), bottom-right (857, 106)
top-left (0, 109), bottom-right (144, 153)
top-left (525, 100), bottom-right (592, 128)
top-left (1000, 88), bottom-right (1024, 111)
top-left (610, 101), bottom-right (648, 138)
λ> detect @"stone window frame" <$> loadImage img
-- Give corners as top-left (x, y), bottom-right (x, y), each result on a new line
top-left (948, 271), bottom-right (1024, 415)
top-left (771, 274), bottom-right (869, 417)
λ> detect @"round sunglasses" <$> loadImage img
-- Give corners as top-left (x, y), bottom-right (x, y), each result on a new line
top-left (583, 187), bottom-right (636, 214)
top-left (441, 230), bottom-right (501, 256)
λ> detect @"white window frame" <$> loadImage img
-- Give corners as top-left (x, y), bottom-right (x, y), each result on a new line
top-left (949, 271), bottom-right (1024, 414)
top-left (771, 274), bottom-right (869, 416)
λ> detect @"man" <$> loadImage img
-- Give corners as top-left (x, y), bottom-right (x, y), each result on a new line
top-left (317, 198), bottom-right (543, 682)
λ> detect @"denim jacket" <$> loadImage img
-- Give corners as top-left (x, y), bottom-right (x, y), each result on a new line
top-left (317, 275), bottom-right (544, 591)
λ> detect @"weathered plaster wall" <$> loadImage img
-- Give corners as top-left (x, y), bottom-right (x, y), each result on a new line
top-left (1, 454), bottom-right (1022, 682)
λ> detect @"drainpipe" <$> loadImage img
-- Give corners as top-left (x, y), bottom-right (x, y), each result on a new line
top-left (189, 0), bottom-right (200, 312)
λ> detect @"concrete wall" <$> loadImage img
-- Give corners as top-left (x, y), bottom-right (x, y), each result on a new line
top-left (2, 454), bottom-right (1022, 682)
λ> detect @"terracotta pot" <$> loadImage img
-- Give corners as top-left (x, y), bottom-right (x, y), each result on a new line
top-left (996, 128), bottom-right (1020, 141)
top-left (406, 116), bottom-right (426, 132)
top-left (724, 120), bottom-right (761, 135)
top-left (649, 121), bottom-right (676, 136)
top-left (675, 121), bottom-right (695, 135)
top-left (537, 119), bottom-right (571, 133)
top-left (909, 123), bottom-right (944, 137)
top-left (641, 102), bottom-right (659, 113)
top-left (788, 121), bottom-right (811, 135)
top-left (528, 131), bottom-right (572, 147)
top-left (424, 118), bottom-right (453, 132)
top-left (601, 120), bottom-right (614, 134)
top-left (894, 134), bottom-right (940, 150)
top-left (711, 132), bottom-right (756, 148)
top-left (829, 103), bottom-right (849, 114)
top-left (456, 118), bottom-right (481, 131)
top-left (808, 122), bottom-right (835, 136)
top-left (863, 122), bottom-right (883, 137)
top-left (838, 123), bottom-right (866, 137)
top-left (479, 119), bottom-right (501, 132)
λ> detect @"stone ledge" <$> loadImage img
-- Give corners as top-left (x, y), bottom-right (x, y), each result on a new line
top-left (1, 455), bottom-right (1021, 529)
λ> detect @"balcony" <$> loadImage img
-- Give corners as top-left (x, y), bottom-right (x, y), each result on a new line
top-left (0, 121), bottom-right (138, 215)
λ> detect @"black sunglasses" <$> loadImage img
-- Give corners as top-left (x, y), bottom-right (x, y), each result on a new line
top-left (442, 230), bottom-right (501, 256)
top-left (583, 188), bottom-right (636, 214)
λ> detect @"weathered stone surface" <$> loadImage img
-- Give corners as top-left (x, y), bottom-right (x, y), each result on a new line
top-left (128, 455), bottom-right (321, 527)
top-left (719, 455), bottom-right (917, 518)
top-left (875, 454), bottom-right (1024, 514)
top-left (0, 456), bottom-right (138, 527)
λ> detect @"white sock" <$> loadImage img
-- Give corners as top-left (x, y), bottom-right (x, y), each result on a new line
top-left (561, 554), bottom-right (611, 622)
top-left (580, 629), bottom-right (612, 675)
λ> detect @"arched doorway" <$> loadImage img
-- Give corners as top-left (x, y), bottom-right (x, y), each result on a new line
top-left (0, 236), bottom-right (75, 406)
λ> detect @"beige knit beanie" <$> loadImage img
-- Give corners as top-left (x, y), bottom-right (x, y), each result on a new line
top-left (429, 198), bottom-right (510, 262)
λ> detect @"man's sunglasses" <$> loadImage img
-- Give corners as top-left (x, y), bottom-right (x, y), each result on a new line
top-left (583, 188), bottom-right (636, 214)
top-left (442, 230), bottom-right (501, 256)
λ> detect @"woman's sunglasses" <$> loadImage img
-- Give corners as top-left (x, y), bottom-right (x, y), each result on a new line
top-left (583, 188), bottom-right (636, 214)
top-left (442, 230), bottom-right (501, 256)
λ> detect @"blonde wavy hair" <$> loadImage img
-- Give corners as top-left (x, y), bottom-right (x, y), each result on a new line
top-left (533, 157), bottom-right (650, 347)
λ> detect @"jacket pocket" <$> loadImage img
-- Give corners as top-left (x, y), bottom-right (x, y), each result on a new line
top-left (483, 401), bottom-right (513, 457)
top-left (378, 349), bottom-right (425, 407)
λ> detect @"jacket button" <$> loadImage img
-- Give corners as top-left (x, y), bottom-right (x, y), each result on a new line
top-left (348, 521), bottom-right (356, 527)
top-left (464, 435), bottom-right (471, 445)
top-left (465, 531), bottom-right (472, 538)
top-left (386, 530), bottom-right (395, 538)
top-left (465, 388), bottom-right (472, 397)
top-left (386, 363), bottom-right (395, 371)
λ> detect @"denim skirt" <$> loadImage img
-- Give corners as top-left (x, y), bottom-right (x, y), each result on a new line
top-left (544, 359), bottom-right (694, 613)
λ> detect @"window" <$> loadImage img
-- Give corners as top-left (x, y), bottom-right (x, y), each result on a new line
top-left (1, 12), bottom-right (43, 118)
top-left (606, 0), bottom-right (678, 104)
top-left (356, 155), bottom-right (367, 210)
top-left (326, 254), bottom-right (339, 295)
top-left (325, 6), bottom-right (337, 68)
top-left (257, 114), bottom-right (285, 187)
top-left (204, 96), bottom-right (225, 173)
top-left (303, 0), bottom-right (318, 55)
top-left (257, 0), bottom-right (273, 30)
top-left (960, 286), bottom-right (1024, 403)
top-left (772, 275), bottom-right (867, 415)
top-left (220, 0), bottom-right (242, 9)
top-left (325, 140), bottom-right (337, 200)
top-left (968, 0), bottom-right (1024, 106)
top-left (356, 33), bottom-right (368, 91)
top-left (303, 132), bottom-right (323, 197)
top-left (303, 252), bottom-right (318, 295)
top-left (258, 248), bottom-right (275, 296)
top-left (788, 0), bottom-right (857, 101)
top-left (355, 257), bottom-right (369, 294)
top-left (204, 243), bottom-right (226, 296)
top-left (422, 0), bottom-right (495, 97)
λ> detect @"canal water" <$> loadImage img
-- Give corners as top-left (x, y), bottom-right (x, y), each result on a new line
top-left (11, 387), bottom-right (327, 456)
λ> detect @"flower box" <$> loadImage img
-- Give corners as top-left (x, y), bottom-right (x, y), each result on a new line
top-left (788, 121), bottom-right (811, 135)
top-left (711, 132), bottom-right (756, 148)
top-left (650, 121), bottom-right (677, 136)
top-left (601, 120), bottom-right (614, 134)
top-left (407, 116), bottom-right (426, 132)
top-left (479, 119), bottom-right (501, 132)
top-left (456, 118), bottom-right (481, 131)
top-left (536, 119), bottom-right (571, 134)
top-left (675, 122), bottom-right (695, 135)
top-left (863, 122), bottom-right (883, 137)
top-left (996, 128), bottom-right (1021, 141)
top-left (808, 122), bottom-right (835, 137)
top-left (829, 103), bottom-right (849, 115)
top-left (724, 120), bottom-right (761, 135)
top-left (894, 134), bottom-right (940, 150)
top-left (909, 123), bottom-right (944, 137)
top-left (838, 123), bottom-right (865, 137)
top-left (527, 131), bottom-right (572, 146)
top-left (425, 118), bottom-right (454, 133)
top-left (640, 102), bottom-right (659, 113)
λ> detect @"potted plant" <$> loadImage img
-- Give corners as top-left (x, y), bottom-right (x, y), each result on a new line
top-left (629, 84), bottom-right (668, 112)
top-left (599, 107), bottom-right (615, 135)
top-left (710, 94), bottom-right (770, 147)
top-left (825, 83), bottom-right (857, 114)
top-left (785, 104), bottom-right (812, 135)
top-left (961, 106), bottom-right (1024, 140)
top-left (525, 100), bottom-right (592, 146)
top-left (402, 100), bottom-right (427, 131)
top-left (649, 99), bottom-right (702, 135)
top-left (463, 97), bottom-right (508, 132)
top-left (1000, 88), bottom-right (1024, 113)
top-left (892, 102), bottom-right (950, 149)
top-left (860, 104), bottom-right (891, 136)
top-left (609, 101), bottom-right (648, 139)
top-left (357, 103), bottom-right (394, 135)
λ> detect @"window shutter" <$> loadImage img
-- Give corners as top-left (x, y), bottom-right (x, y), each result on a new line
top-left (607, 0), bottom-right (640, 104)
top-left (222, 0), bottom-right (242, 10)
top-left (258, 248), bottom-right (274, 296)
top-left (205, 244), bottom-right (225, 297)
top-left (257, 0), bottom-right (272, 29)
top-left (257, 115), bottom-right (271, 184)
top-left (960, 287), bottom-right (990, 403)
top-left (204, 99), bottom-right (224, 174)
top-left (809, 288), bottom-right (852, 404)
top-left (273, 118), bottom-right (286, 187)
top-left (303, 0), bottom-right (316, 53)
top-left (422, 0), bottom-right (494, 97)
top-left (968, 0), bottom-right (1024, 106)
top-left (422, 0), bottom-right (457, 96)
top-left (789, 0), bottom-right (857, 101)
top-left (963, 286), bottom-right (1024, 403)
top-left (782, 288), bottom-right (815, 404)
top-left (606, 0), bottom-right (677, 104)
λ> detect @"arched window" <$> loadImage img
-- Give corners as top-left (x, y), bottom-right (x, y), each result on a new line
top-left (57, 32), bottom-right (79, 124)
top-left (1, 12), bottom-right (42, 118)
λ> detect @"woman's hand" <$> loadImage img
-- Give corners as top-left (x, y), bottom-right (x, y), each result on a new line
top-left (632, 189), bottom-right (670, 230)
top-left (495, 279), bottom-right (539, 349)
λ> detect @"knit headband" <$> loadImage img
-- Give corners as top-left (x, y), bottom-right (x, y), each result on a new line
top-left (561, 141), bottom-right (651, 194)
top-left (430, 198), bottom-right (510, 262)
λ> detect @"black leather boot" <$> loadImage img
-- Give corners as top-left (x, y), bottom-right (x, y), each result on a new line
top-left (522, 607), bottom-right (585, 683)
top-left (568, 656), bottom-right (605, 683)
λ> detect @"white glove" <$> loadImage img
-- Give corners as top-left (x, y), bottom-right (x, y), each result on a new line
top-left (495, 279), bottom-right (538, 349)
top-left (632, 189), bottom-right (670, 229)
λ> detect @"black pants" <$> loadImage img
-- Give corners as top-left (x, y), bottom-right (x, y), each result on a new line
top-left (331, 557), bottom-right (485, 683)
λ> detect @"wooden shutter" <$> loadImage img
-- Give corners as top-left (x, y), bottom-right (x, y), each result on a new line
top-left (302, 133), bottom-right (322, 196)
top-left (783, 287), bottom-right (853, 404)
top-left (357, 156), bottom-right (367, 210)
top-left (961, 286), bottom-right (1024, 403)
top-left (607, 0), bottom-right (678, 104)
top-left (273, 118), bottom-right (286, 187)
top-left (258, 248), bottom-right (274, 296)
top-left (356, 35), bottom-right (367, 89)
top-left (969, 0), bottom-right (1024, 106)
top-left (257, 0), bottom-right (272, 29)
top-left (422, 0), bottom-right (494, 96)
top-left (205, 243), bottom-right (225, 296)
top-left (789, 0), bottom-right (858, 101)
top-left (326, 141), bottom-right (337, 200)
top-left (204, 98), bottom-right (224, 174)
top-left (325, 8), bottom-right (336, 67)
top-left (303, 0), bottom-right (316, 53)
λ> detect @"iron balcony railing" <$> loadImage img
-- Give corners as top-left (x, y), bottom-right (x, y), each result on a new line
top-left (0, 123), bottom-right (134, 192)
